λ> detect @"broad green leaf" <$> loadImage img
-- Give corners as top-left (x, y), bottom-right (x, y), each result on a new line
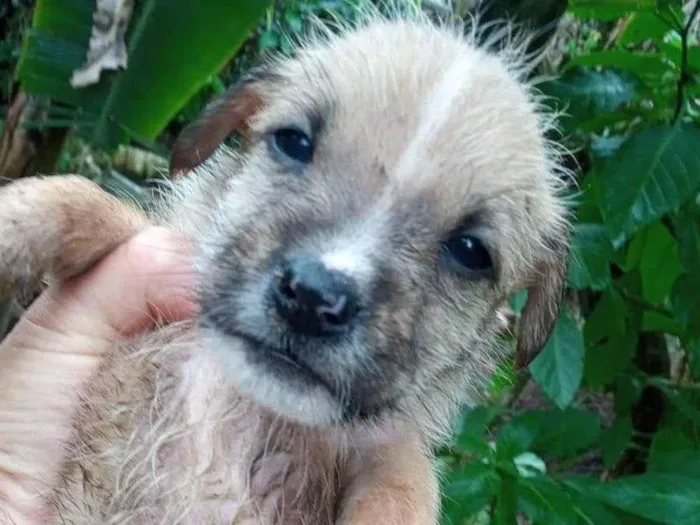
top-left (614, 375), bottom-right (644, 415)
top-left (563, 476), bottom-right (653, 525)
top-left (675, 205), bottom-right (700, 272)
top-left (529, 307), bottom-right (585, 409)
top-left (584, 473), bottom-right (700, 524)
top-left (531, 408), bottom-right (602, 459)
top-left (442, 463), bottom-right (499, 523)
top-left (496, 410), bottom-right (547, 461)
top-left (601, 416), bottom-right (634, 467)
top-left (567, 223), bottom-right (616, 290)
top-left (619, 11), bottom-right (674, 46)
top-left (591, 135), bottom-right (627, 159)
top-left (635, 223), bottom-right (684, 303)
top-left (584, 289), bottom-right (627, 346)
top-left (673, 205), bottom-right (700, 335)
top-left (647, 448), bottom-right (700, 479)
top-left (490, 360), bottom-right (518, 396)
top-left (648, 380), bottom-right (700, 428)
top-left (687, 339), bottom-right (700, 380)
top-left (641, 310), bottom-right (684, 335)
top-left (455, 404), bottom-right (502, 454)
top-left (584, 332), bottom-right (636, 388)
top-left (647, 428), bottom-right (700, 477)
top-left (690, 46), bottom-right (700, 73)
top-left (567, 51), bottom-right (669, 79)
top-left (672, 275), bottom-right (700, 339)
top-left (572, 498), bottom-right (624, 525)
top-left (517, 476), bottom-right (582, 525)
top-left (17, 0), bottom-right (273, 149)
top-left (539, 69), bottom-right (637, 128)
top-left (600, 124), bottom-right (700, 245)
top-left (569, 0), bottom-right (656, 20)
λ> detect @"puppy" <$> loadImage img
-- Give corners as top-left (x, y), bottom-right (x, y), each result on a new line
top-left (0, 4), bottom-right (570, 524)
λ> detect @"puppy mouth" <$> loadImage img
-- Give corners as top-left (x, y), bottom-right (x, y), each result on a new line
top-left (223, 329), bottom-right (337, 397)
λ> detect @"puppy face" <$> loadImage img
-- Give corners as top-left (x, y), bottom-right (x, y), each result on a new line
top-left (168, 17), bottom-right (570, 433)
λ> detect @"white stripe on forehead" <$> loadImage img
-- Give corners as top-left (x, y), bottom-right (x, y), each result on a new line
top-left (391, 50), bottom-right (480, 185)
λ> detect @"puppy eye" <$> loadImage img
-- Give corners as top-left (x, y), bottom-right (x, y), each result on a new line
top-left (270, 127), bottom-right (314, 165)
top-left (442, 234), bottom-right (494, 278)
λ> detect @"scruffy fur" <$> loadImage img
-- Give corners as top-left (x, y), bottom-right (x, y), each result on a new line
top-left (0, 4), bottom-right (571, 524)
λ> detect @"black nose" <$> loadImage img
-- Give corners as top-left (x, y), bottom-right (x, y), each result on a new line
top-left (271, 254), bottom-right (360, 336)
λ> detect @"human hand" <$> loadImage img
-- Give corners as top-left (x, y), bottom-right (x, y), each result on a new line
top-left (0, 226), bottom-right (197, 525)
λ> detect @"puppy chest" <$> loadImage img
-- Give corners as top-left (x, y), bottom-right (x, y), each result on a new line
top-left (53, 347), bottom-right (339, 524)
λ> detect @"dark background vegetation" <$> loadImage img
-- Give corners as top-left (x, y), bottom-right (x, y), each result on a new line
top-left (1, 0), bottom-right (700, 523)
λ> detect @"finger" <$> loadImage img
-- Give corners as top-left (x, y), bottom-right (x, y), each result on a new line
top-left (21, 225), bottom-right (198, 345)
top-left (0, 227), bottom-right (197, 524)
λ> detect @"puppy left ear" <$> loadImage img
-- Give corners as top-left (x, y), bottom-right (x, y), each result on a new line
top-left (169, 68), bottom-right (275, 177)
top-left (515, 236), bottom-right (569, 370)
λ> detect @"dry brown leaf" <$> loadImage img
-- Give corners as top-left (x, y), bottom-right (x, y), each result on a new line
top-left (70, 0), bottom-right (135, 88)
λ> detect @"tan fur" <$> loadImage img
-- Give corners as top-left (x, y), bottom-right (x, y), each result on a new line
top-left (0, 4), bottom-right (571, 524)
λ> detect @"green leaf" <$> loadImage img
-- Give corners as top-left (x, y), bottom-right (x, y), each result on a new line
top-left (563, 476), bottom-right (649, 525)
top-left (539, 69), bottom-right (638, 128)
top-left (675, 205), bottom-right (700, 272)
top-left (455, 404), bottom-right (502, 454)
top-left (584, 332), bottom-right (636, 388)
top-left (635, 223), bottom-right (684, 303)
top-left (641, 310), bottom-right (684, 335)
top-left (584, 289), bottom-right (627, 346)
top-left (687, 339), bottom-right (700, 381)
top-left (672, 275), bottom-right (700, 339)
top-left (490, 360), bottom-right (518, 396)
top-left (601, 416), bottom-right (634, 467)
top-left (17, 0), bottom-right (273, 148)
top-left (531, 408), bottom-right (602, 459)
top-left (529, 307), bottom-right (585, 409)
top-left (600, 124), bottom-right (700, 245)
top-left (619, 11), bottom-right (674, 46)
top-left (591, 135), bottom-right (628, 160)
top-left (673, 205), bottom-right (700, 336)
top-left (496, 410), bottom-right (547, 461)
top-left (567, 51), bottom-right (670, 79)
top-left (517, 476), bottom-right (582, 525)
top-left (569, 0), bottom-right (656, 20)
top-left (567, 223), bottom-right (616, 290)
top-left (647, 428), bottom-right (700, 477)
top-left (614, 375), bottom-right (644, 415)
top-left (442, 463), bottom-right (500, 523)
top-left (585, 473), bottom-right (700, 524)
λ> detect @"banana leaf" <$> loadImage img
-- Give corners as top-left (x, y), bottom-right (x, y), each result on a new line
top-left (16, 0), bottom-right (272, 151)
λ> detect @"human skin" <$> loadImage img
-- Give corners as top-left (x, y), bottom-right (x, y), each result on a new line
top-left (0, 226), bottom-right (197, 525)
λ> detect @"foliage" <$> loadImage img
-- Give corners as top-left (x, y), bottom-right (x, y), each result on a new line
top-left (3, 0), bottom-right (700, 524)
top-left (14, 0), bottom-right (273, 152)
top-left (439, 1), bottom-right (700, 524)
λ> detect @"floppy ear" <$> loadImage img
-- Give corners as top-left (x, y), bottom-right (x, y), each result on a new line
top-left (169, 69), bottom-right (273, 176)
top-left (514, 236), bottom-right (569, 370)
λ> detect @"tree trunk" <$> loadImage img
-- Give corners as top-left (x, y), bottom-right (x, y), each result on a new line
top-left (0, 88), bottom-right (69, 184)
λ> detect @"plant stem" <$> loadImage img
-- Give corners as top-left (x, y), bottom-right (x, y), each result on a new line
top-left (673, 1), bottom-right (700, 122)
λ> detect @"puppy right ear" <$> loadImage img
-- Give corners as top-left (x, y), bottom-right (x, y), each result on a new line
top-left (169, 69), bottom-right (272, 176)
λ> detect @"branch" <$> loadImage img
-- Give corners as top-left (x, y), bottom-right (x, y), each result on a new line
top-left (673, 1), bottom-right (700, 122)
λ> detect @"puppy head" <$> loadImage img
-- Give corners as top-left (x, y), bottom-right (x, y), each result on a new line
top-left (168, 10), bottom-right (571, 437)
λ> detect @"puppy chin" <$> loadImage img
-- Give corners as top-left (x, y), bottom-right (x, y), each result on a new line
top-left (202, 328), bottom-right (344, 427)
